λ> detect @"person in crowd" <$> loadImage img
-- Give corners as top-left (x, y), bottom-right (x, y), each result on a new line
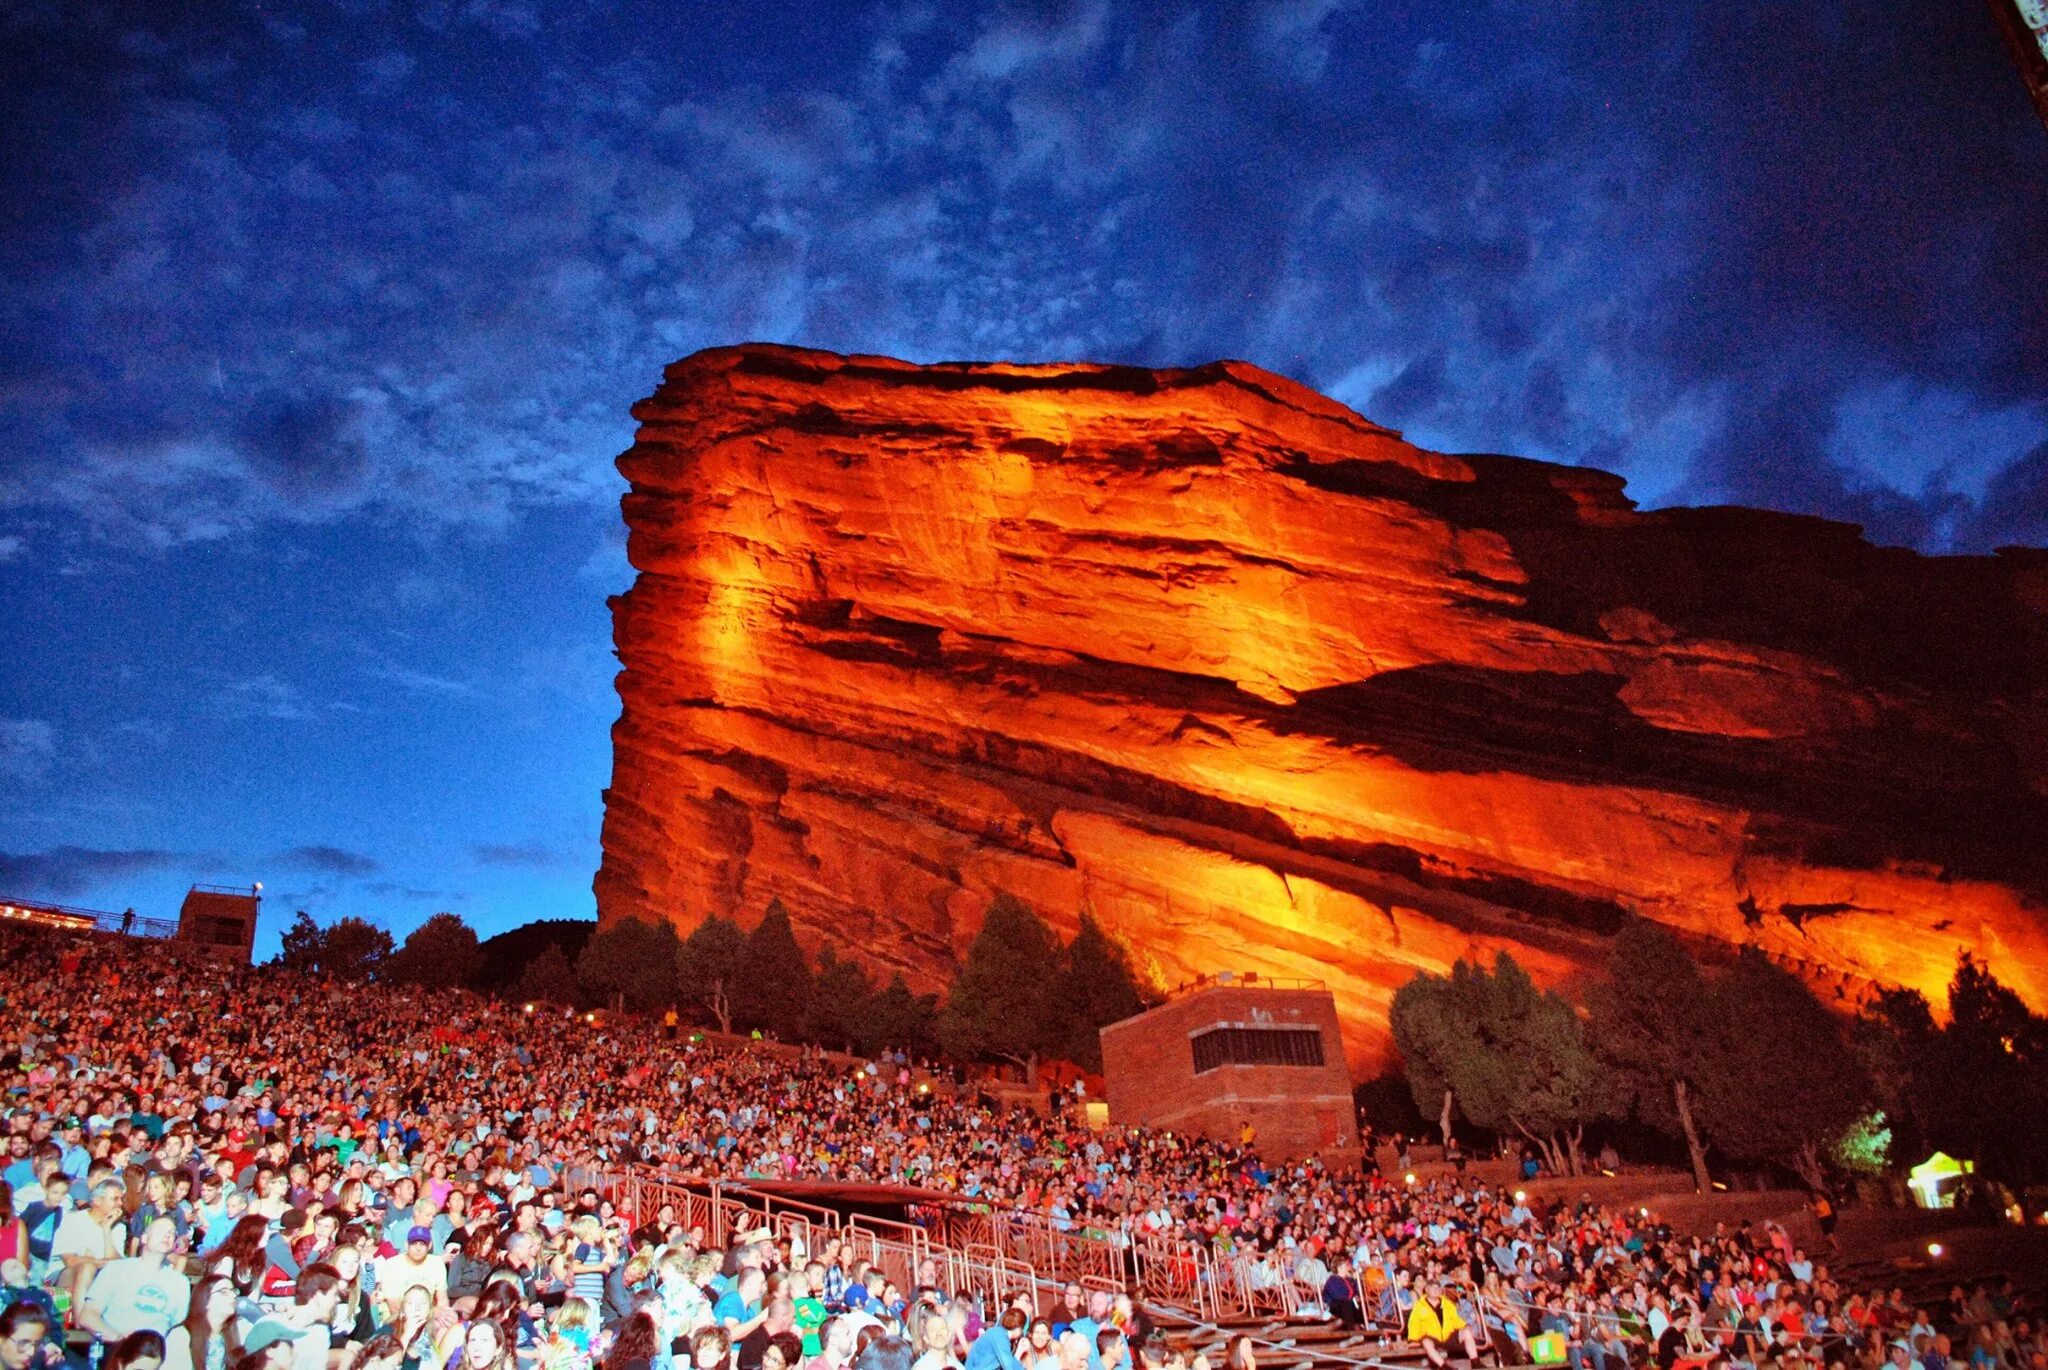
top-left (0, 924), bottom-right (2039, 1370)
top-left (104, 1331), bottom-right (168, 1370)
top-left (0, 1293), bottom-right (64, 1370)
top-left (164, 1276), bottom-right (244, 1370)
top-left (243, 1266), bottom-right (344, 1370)
top-left (81, 1217), bottom-right (192, 1342)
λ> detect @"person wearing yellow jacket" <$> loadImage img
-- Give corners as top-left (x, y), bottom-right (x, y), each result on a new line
top-left (1407, 1282), bottom-right (1491, 1368)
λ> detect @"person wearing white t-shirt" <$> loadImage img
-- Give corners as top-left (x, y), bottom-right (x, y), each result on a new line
top-left (375, 1229), bottom-right (448, 1317)
top-left (50, 1179), bottom-right (125, 1304)
top-left (80, 1217), bottom-right (191, 1341)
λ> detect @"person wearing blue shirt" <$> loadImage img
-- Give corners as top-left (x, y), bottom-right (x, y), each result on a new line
top-left (965, 1308), bottom-right (1026, 1370)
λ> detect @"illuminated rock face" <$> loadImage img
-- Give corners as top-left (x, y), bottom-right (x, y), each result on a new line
top-left (598, 344), bottom-right (2048, 1071)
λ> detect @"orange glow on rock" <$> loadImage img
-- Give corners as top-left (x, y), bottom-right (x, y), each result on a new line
top-left (598, 345), bottom-right (2048, 1068)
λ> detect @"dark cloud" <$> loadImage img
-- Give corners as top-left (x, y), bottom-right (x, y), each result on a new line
top-left (0, 0), bottom-right (2040, 553)
top-left (234, 392), bottom-right (370, 503)
top-left (472, 841), bottom-right (558, 868)
top-left (0, 846), bottom-right (181, 898)
top-left (1967, 439), bottom-right (2048, 550)
top-left (274, 845), bottom-right (381, 877)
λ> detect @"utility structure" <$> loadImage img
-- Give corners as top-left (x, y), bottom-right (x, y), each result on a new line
top-left (1099, 972), bottom-right (1355, 1158)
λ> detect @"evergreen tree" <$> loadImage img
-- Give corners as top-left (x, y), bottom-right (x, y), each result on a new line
top-left (1849, 986), bottom-right (1937, 1169)
top-left (1390, 968), bottom-right (1472, 1148)
top-left (936, 893), bottom-right (1061, 1074)
top-left (732, 900), bottom-right (814, 1033)
top-left (1049, 911), bottom-right (1151, 1071)
top-left (1696, 949), bottom-right (1872, 1190)
top-left (808, 945), bottom-right (874, 1051)
top-left (867, 973), bottom-right (939, 1056)
top-left (1925, 956), bottom-right (2048, 1189)
top-left (677, 914), bottom-right (745, 1033)
top-left (1391, 954), bottom-right (1604, 1170)
top-left (575, 916), bottom-right (681, 1012)
top-left (385, 911), bottom-right (483, 990)
top-left (513, 943), bottom-right (578, 1007)
top-left (1588, 920), bottom-right (1717, 1191)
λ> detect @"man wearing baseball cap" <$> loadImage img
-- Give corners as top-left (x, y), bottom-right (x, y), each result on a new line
top-left (375, 1226), bottom-right (447, 1319)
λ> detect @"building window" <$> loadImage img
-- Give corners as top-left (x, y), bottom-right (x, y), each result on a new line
top-left (1190, 1026), bottom-right (1326, 1073)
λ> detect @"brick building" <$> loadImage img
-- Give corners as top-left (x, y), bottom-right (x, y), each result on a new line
top-left (1098, 974), bottom-right (1356, 1157)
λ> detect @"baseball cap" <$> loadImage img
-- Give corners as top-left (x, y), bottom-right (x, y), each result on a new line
top-left (246, 1323), bottom-right (317, 1354)
top-left (407, 1226), bottom-right (434, 1245)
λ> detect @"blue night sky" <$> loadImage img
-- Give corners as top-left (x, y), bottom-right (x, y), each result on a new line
top-left (3, 1), bottom-right (2045, 956)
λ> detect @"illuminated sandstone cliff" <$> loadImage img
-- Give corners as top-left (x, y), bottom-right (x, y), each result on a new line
top-left (597, 344), bottom-right (2048, 1071)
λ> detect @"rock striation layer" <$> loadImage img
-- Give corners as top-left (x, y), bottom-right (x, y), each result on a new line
top-left (598, 344), bottom-right (2048, 1071)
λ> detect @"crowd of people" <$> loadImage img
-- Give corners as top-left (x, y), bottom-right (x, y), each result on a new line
top-left (0, 927), bottom-right (2038, 1370)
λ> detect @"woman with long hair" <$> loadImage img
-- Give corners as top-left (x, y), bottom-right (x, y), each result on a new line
top-left (129, 1174), bottom-right (182, 1255)
top-left (212, 1216), bottom-right (270, 1303)
top-left (165, 1276), bottom-right (244, 1370)
top-left (603, 1312), bottom-right (658, 1370)
top-left (332, 1181), bottom-right (367, 1225)
top-left (468, 1280), bottom-right (528, 1358)
top-left (448, 1223), bottom-right (499, 1315)
top-left (455, 1320), bottom-right (515, 1370)
top-left (104, 1331), bottom-right (168, 1370)
top-left (1223, 1335), bottom-right (1257, 1370)
top-left (387, 1286), bottom-right (449, 1370)
top-left (325, 1242), bottom-right (376, 1349)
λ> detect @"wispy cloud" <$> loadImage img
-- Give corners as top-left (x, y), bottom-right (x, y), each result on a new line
top-left (472, 840), bottom-right (558, 868)
top-left (274, 844), bottom-right (381, 877)
top-left (0, 719), bottom-right (57, 784)
top-left (0, 846), bottom-right (182, 899)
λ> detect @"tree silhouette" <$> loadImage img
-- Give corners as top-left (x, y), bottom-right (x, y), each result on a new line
top-left (1696, 949), bottom-right (1871, 1190)
top-left (1049, 910), bottom-right (1152, 1071)
top-left (575, 916), bottom-right (680, 1012)
top-left (385, 911), bottom-right (482, 990)
top-left (514, 943), bottom-right (578, 1007)
top-left (733, 900), bottom-right (813, 1032)
top-left (677, 914), bottom-right (745, 1033)
top-left (1588, 921), bottom-right (1718, 1191)
top-left (937, 893), bottom-right (1061, 1074)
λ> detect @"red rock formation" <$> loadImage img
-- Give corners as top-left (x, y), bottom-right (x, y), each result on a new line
top-left (597, 344), bottom-right (2048, 1072)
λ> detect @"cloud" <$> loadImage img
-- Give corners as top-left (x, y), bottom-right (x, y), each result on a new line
top-left (0, 0), bottom-right (2040, 555)
top-left (0, 535), bottom-right (23, 562)
top-left (274, 844), bottom-right (381, 877)
top-left (0, 719), bottom-right (57, 784)
top-left (471, 841), bottom-right (558, 868)
top-left (365, 881), bottom-right (450, 900)
top-left (0, 846), bottom-right (181, 898)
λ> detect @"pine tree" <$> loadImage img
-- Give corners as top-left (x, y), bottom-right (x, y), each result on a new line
top-left (513, 943), bottom-right (578, 1007)
top-left (732, 900), bottom-right (814, 1033)
top-left (936, 893), bottom-right (1061, 1074)
top-left (574, 916), bottom-right (681, 1012)
top-left (677, 915), bottom-right (745, 1033)
top-left (276, 910), bottom-right (323, 971)
top-left (809, 945), bottom-right (874, 1051)
top-left (1588, 921), bottom-right (1717, 1191)
top-left (1697, 949), bottom-right (1873, 1191)
top-left (1049, 911), bottom-right (1150, 1071)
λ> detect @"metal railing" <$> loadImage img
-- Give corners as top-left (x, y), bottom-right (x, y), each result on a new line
top-left (0, 897), bottom-right (179, 940)
top-left (581, 1165), bottom-right (1244, 1323)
